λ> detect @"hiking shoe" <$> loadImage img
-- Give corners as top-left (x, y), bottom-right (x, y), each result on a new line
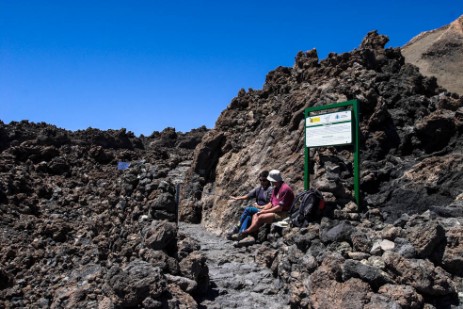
top-left (234, 235), bottom-right (255, 248)
top-left (230, 233), bottom-right (240, 241)
top-left (226, 226), bottom-right (240, 240)
top-left (236, 232), bottom-right (247, 241)
top-left (227, 233), bottom-right (246, 241)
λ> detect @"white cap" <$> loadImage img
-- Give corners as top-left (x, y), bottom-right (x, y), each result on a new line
top-left (267, 169), bottom-right (283, 182)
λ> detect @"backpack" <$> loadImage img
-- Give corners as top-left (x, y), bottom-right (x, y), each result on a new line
top-left (289, 189), bottom-right (325, 228)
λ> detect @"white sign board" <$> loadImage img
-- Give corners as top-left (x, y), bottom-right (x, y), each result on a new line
top-left (306, 111), bottom-right (352, 147)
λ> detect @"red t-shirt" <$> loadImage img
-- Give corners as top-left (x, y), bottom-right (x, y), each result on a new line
top-left (270, 183), bottom-right (295, 212)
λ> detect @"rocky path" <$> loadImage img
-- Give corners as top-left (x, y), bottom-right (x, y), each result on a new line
top-left (179, 223), bottom-right (290, 309)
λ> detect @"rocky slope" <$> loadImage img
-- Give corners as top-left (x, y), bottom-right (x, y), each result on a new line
top-left (182, 30), bottom-right (463, 228)
top-left (0, 122), bottom-right (209, 308)
top-left (181, 31), bottom-right (463, 308)
top-left (402, 15), bottom-right (463, 96)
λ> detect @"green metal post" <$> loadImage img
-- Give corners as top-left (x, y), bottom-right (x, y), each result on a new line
top-left (352, 100), bottom-right (361, 207)
top-left (304, 108), bottom-right (310, 190)
top-left (304, 100), bottom-right (360, 206)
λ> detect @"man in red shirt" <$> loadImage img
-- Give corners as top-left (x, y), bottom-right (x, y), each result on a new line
top-left (240, 169), bottom-right (294, 237)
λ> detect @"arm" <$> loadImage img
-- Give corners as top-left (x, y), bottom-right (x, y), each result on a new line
top-left (258, 201), bottom-right (272, 210)
top-left (258, 185), bottom-right (292, 214)
top-left (274, 185), bottom-right (294, 211)
top-left (229, 195), bottom-right (249, 201)
top-left (258, 204), bottom-right (283, 214)
top-left (231, 187), bottom-right (258, 202)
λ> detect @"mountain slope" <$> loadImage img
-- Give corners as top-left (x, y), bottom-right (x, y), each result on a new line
top-left (178, 30), bottom-right (463, 308)
top-left (181, 31), bottom-right (463, 230)
top-left (402, 15), bottom-right (463, 95)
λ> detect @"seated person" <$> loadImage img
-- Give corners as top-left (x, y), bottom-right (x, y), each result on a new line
top-left (240, 169), bottom-right (294, 238)
top-left (228, 170), bottom-right (273, 239)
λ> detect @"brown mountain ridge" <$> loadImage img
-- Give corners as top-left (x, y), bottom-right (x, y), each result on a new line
top-left (403, 15), bottom-right (463, 95)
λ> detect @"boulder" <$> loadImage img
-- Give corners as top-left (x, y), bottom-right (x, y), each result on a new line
top-left (143, 221), bottom-right (177, 251)
top-left (106, 260), bottom-right (167, 307)
top-left (383, 251), bottom-right (455, 296)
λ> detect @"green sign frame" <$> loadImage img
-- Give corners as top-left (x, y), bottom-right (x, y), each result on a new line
top-left (304, 100), bottom-right (360, 207)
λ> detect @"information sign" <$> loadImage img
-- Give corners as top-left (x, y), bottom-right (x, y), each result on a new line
top-left (305, 111), bottom-right (352, 147)
top-left (304, 100), bottom-right (360, 208)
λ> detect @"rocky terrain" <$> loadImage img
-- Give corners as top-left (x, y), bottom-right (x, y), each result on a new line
top-left (2, 18), bottom-right (463, 309)
top-left (180, 29), bottom-right (463, 308)
top-left (180, 222), bottom-right (290, 309)
top-left (0, 123), bottom-right (210, 308)
top-left (403, 15), bottom-right (463, 96)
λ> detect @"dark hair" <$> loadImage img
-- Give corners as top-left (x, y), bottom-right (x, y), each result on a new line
top-left (259, 170), bottom-right (269, 179)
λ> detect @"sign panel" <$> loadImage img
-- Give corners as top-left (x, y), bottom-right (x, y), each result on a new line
top-left (305, 110), bottom-right (352, 147)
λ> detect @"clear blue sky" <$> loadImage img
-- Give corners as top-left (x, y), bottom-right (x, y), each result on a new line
top-left (1, 1), bottom-right (461, 136)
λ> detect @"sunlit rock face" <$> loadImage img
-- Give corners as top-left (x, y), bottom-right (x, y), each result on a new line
top-left (403, 15), bottom-right (463, 96)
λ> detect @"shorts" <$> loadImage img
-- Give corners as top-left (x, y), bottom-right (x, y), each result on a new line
top-left (274, 211), bottom-right (289, 221)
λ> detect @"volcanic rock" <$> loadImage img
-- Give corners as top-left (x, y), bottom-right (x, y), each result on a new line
top-left (179, 28), bottom-right (463, 308)
top-left (0, 121), bottom-right (208, 308)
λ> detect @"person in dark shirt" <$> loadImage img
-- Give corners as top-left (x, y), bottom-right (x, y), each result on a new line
top-left (228, 170), bottom-right (273, 238)
top-left (239, 169), bottom-right (294, 237)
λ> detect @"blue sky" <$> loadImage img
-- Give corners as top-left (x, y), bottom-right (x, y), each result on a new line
top-left (1, 1), bottom-right (461, 136)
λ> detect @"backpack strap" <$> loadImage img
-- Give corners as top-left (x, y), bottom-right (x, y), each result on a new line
top-left (313, 189), bottom-right (325, 210)
top-left (289, 189), bottom-right (315, 214)
top-left (288, 191), bottom-right (305, 214)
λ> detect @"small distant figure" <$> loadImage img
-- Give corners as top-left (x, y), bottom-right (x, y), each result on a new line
top-left (228, 170), bottom-right (273, 239)
top-left (239, 169), bottom-right (294, 238)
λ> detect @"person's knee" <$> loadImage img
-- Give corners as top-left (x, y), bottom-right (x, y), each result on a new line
top-left (256, 215), bottom-right (265, 224)
top-left (260, 214), bottom-right (275, 224)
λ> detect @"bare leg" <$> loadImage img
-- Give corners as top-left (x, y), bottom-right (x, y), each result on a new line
top-left (243, 213), bottom-right (275, 234)
top-left (250, 212), bottom-right (258, 225)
